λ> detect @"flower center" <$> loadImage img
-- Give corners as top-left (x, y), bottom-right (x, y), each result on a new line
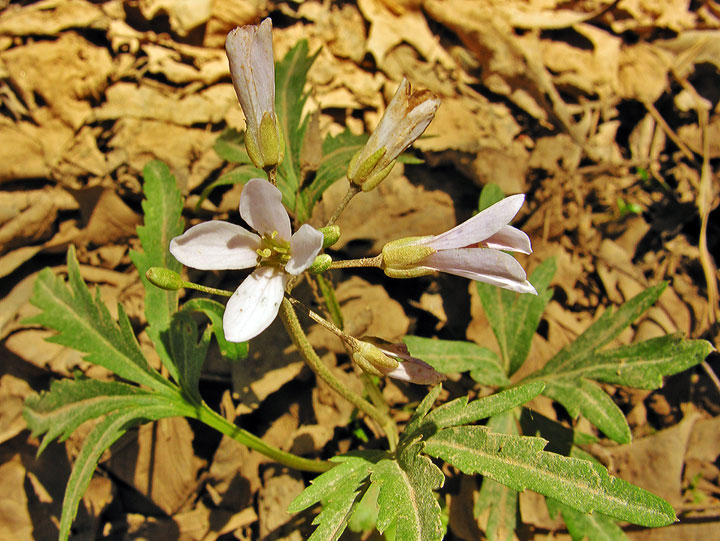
top-left (256, 230), bottom-right (291, 268)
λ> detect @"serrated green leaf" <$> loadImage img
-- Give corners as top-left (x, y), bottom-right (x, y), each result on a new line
top-left (275, 39), bottom-right (319, 219)
top-left (403, 384), bottom-right (443, 439)
top-left (289, 452), bottom-right (383, 541)
top-left (543, 378), bottom-right (631, 443)
top-left (23, 379), bottom-right (172, 455)
top-left (214, 128), bottom-right (253, 164)
top-left (299, 129), bottom-right (368, 215)
top-left (575, 333), bottom-right (713, 389)
top-left (475, 411), bottom-right (519, 541)
top-left (536, 283), bottom-right (668, 377)
top-left (403, 336), bottom-right (509, 386)
top-left (477, 258), bottom-right (555, 375)
top-left (25, 246), bottom-right (170, 393)
top-left (195, 165), bottom-right (264, 209)
top-left (372, 441), bottom-right (444, 541)
top-left (424, 426), bottom-right (676, 527)
top-left (524, 283), bottom-right (712, 443)
top-left (58, 402), bottom-right (188, 541)
top-left (181, 298), bottom-right (248, 361)
top-left (546, 447), bottom-right (627, 541)
top-left (129, 161), bottom-right (185, 382)
top-left (162, 312), bottom-right (209, 402)
top-left (424, 382), bottom-right (544, 433)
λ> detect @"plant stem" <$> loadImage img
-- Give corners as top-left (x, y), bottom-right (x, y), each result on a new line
top-left (191, 402), bottom-right (331, 472)
top-left (279, 298), bottom-right (398, 449)
top-left (182, 281), bottom-right (233, 297)
top-left (326, 182), bottom-right (359, 226)
top-left (329, 255), bottom-right (383, 270)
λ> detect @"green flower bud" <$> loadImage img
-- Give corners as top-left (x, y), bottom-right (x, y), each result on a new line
top-left (308, 254), bottom-right (332, 274)
top-left (318, 225), bottom-right (341, 248)
top-left (146, 267), bottom-right (184, 290)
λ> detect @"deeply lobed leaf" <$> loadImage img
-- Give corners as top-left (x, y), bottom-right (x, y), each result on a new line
top-left (424, 426), bottom-right (676, 527)
top-left (25, 246), bottom-right (170, 393)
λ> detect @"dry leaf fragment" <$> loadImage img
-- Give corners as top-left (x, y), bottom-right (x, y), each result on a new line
top-left (205, 0), bottom-right (268, 48)
top-left (106, 417), bottom-right (204, 515)
top-left (0, 374), bottom-right (33, 445)
top-left (138, 0), bottom-right (212, 37)
top-left (1, 32), bottom-right (112, 129)
top-left (358, 0), bottom-right (454, 68)
top-left (0, 0), bottom-right (108, 36)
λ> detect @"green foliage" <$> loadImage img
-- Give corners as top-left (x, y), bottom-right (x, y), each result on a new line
top-left (23, 247), bottom-right (194, 540)
top-left (274, 39), bottom-right (319, 218)
top-left (474, 412), bottom-right (519, 541)
top-left (527, 283), bottom-right (713, 442)
top-left (129, 161), bottom-right (185, 382)
top-left (25, 246), bottom-right (171, 393)
top-left (298, 129), bottom-right (368, 217)
top-left (423, 425), bottom-right (675, 527)
top-left (214, 128), bottom-right (253, 164)
top-left (477, 256), bottom-right (555, 375)
top-left (181, 298), bottom-right (249, 361)
top-left (403, 335), bottom-right (509, 385)
top-left (162, 312), bottom-right (210, 403)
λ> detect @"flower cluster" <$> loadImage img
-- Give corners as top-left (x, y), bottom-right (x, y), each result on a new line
top-left (166, 18), bottom-right (536, 385)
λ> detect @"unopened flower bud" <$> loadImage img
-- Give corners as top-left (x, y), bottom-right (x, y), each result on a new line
top-left (146, 267), bottom-right (184, 290)
top-left (308, 254), bottom-right (332, 274)
top-left (226, 19), bottom-right (284, 170)
top-left (347, 78), bottom-right (440, 191)
top-left (318, 225), bottom-right (341, 248)
top-left (359, 337), bottom-right (446, 385)
top-left (352, 340), bottom-right (399, 377)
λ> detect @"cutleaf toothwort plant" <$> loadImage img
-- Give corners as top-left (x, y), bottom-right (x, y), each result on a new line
top-left (23, 18), bottom-right (713, 541)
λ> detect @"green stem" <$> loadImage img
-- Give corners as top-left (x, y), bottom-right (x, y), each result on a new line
top-left (329, 255), bottom-right (383, 270)
top-left (191, 402), bottom-right (331, 473)
top-left (326, 182), bottom-right (359, 226)
top-left (182, 281), bottom-right (233, 297)
top-left (279, 298), bottom-right (398, 449)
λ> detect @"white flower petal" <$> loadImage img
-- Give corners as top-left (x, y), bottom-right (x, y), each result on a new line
top-left (484, 225), bottom-right (532, 254)
top-left (169, 221), bottom-right (260, 270)
top-left (223, 266), bottom-right (287, 342)
top-left (225, 18), bottom-right (274, 134)
top-left (425, 194), bottom-right (526, 251)
top-left (422, 248), bottom-right (537, 294)
top-left (286, 224), bottom-right (324, 275)
top-left (239, 178), bottom-right (291, 239)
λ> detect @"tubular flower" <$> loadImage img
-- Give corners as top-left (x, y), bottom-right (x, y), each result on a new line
top-left (352, 338), bottom-right (446, 385)
top-left (226, 18), bottom-right (283, 170)
top-left (381, 194), bottom-right (537, 295)
top-left (169, 179), bottom-right (323, 342)
top-left (347, 78), bottom-right (441, 191)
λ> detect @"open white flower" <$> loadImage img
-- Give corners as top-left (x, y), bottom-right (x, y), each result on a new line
top-left (170, 179), bottom-right (323, 342)
top-left (347, 78), bottom-right (441, 191)
top-left (226, 18), bottom-right (283, 169)
top-left (381, 194), bottom-right (537, 294)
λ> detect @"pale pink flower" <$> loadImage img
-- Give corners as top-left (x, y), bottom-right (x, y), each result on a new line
top-left (382, 195), bottom-right (537, 294)
top-left (170, 179), bottom-right (323, 342)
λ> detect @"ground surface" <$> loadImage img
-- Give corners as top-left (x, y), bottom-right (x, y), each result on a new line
top-left (0, 0), bottom-right (719, 539)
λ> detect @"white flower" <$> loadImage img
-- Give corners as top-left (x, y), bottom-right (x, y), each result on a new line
top-left (381, 195), bottom-right (537, 294)
top-left (169, 179), bottom-right (323, 342)
top-left (226, 18), bottom-right (282, 169)
top-left (347, 78), bottom-right (441, 191)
